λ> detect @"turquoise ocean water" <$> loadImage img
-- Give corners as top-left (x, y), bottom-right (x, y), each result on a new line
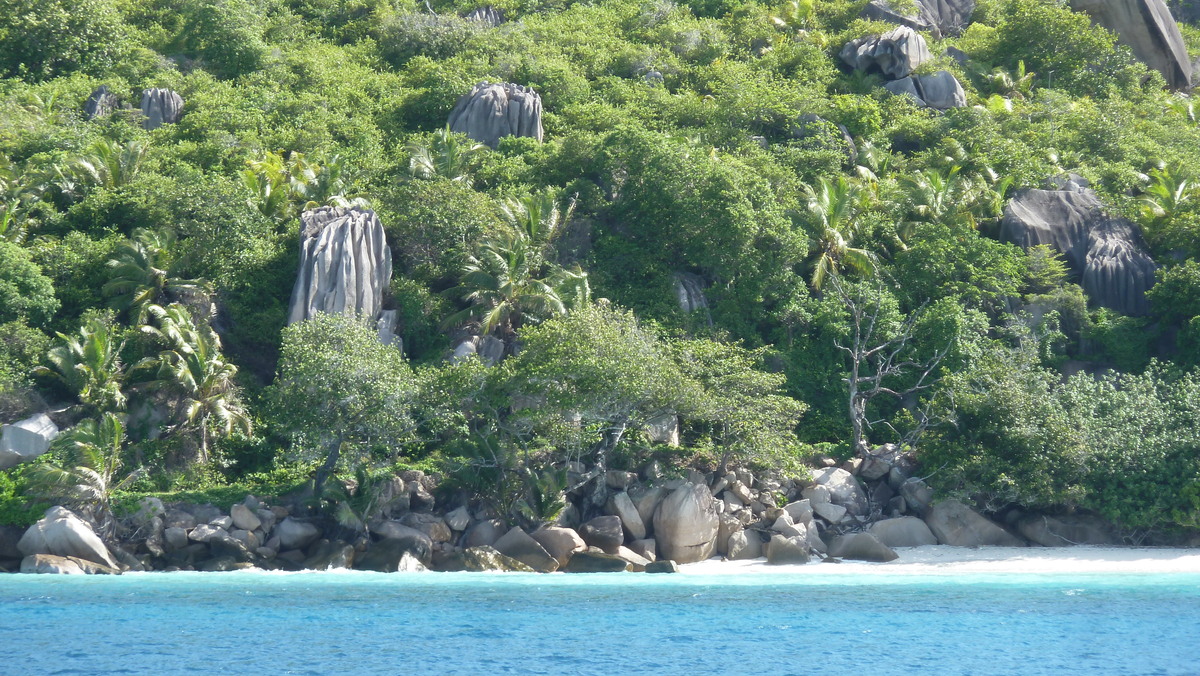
top-left (1, 569), bottom-right (1198, 675)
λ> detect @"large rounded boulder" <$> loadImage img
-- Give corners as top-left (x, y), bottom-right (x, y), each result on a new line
top-left (925, 500), bottom-right (1025, 547)
top-left (17, 506), bottom-right (119, 569)
top-left (653, 482), bottom-right (719, 564)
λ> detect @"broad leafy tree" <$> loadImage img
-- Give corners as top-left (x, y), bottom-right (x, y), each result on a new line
top-left (268, 313), bottom-right (418, 495)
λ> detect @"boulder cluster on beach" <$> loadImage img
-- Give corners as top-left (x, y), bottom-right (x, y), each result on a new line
top-left (0, 445), bottom-right (1131, 575)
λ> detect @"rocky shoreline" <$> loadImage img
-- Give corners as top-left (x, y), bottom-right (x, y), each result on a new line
top-left (3, 447), bottom-right (1195, 576)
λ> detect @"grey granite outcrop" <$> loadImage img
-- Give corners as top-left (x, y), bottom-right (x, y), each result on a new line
top-left (287, 207), bottom-right (392, 325)
top-left (448, 82), bottom-right (544, 148)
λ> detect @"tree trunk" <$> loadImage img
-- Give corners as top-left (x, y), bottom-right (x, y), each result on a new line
top-left (199, 418), bottom-right (209, 465)
top-left (313, 436), bottom-right (343, 497)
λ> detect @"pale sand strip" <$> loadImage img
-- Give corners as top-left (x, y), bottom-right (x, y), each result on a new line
top-left (680, 545), bottom-right (1200, 576)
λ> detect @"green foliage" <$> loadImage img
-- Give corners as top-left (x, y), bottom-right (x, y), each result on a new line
top-left (26, 411), bottom-right (142, 536)
top-left (406, 126), bottom-right (486, 182)
top-left (981, 0), bottom-right (1137, 96)
top-left (1084, 308), bottom-right (1154, 372)
top-left (505, 303), bottom-right (697, 465)
top-left (1147, 261), bottom-right (1200, 366)
top-left (927, 349), bottom-right (1200, 530)
top-left (4, 0), bottom-right (1199, 527)
top-left (103, 228), bottom-right (207, 324)
top-left (892, 220), bottom-right (1025, 315)
top-left (0, 241), bottom-right (59, 328)
top-left (378, 13), bottom-right (485, 67)
top-left (801, 175), bottom-right (874, 291)
top-left (137, 303), bottom-right (250, 463)
top-left (673, 338), bottom-right (806, 472)
top-left (268, 313), bottom-right (418, 492)
top-left (241, 151), bottom-right (364, 224)
top-left (378, 178), bottom-right (500, 281)
top-left (0, 0), bottom-right (133, 81)
top-left (443, 189), bottom-right (587, 340)
top-left (0, 466), bottom-right (50, 527)
top-left (35, 315), bottom-right (127, 414)
top-left (176, 0), bottom-right (270, 78)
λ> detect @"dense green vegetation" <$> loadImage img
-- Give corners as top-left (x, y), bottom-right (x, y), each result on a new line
top-left (1, 0), bottom-right (1199, 535)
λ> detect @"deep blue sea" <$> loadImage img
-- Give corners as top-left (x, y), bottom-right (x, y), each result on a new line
top-left (1, 569), bottom-right (1198, 675)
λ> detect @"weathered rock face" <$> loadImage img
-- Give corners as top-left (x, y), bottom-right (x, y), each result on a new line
top-left (811, 467), bottom-right (870, 516)
top-left (1001, 185), bottom-right (1156, 315)
top-left (607, 492), bottom-right (647, 540)
top-left (645, 560), bottom-right (679, 573)
top-left (464, 5), bottom-right (504, 25)
top-left (826, 532), bottom-right (899, 562)
top-left (653, 483), bottom-right (719, 564)
top-left (399, 512), bottom-right (452, 543)
top-left (840, 27), bottom-right (932, 80)
top-left (673, 272), bottom-right (709, 314)
top-left (357, 538), bottom-right (431, 572)
top-left (140, 88), bottom-right (184, 130)
top-left (766, 534), bottom-right (810, 565)
top-left (883, 70), bottom-right (967, 109)
top-left (20, 553), bottom-right (120, 575)
top-left (229, 503), bottom-right (261, 532)
top-left (287, 207), bottom-right (393, 325)
top-left (493, 527), bottom-right (559, 572)
top-left (453, 545), bottom-right (535, 572)
top-left (1014, 513), bottom-right (1117, 547)
top-left (925, 500), bottom-right (1026, 547)
top-left (462, 518), bottom-right (505, 548)
top-left (580, 515), bottom-right (624, 553)
top-left (18, 506), bottom-right (119, 569)
top-left (869, 516), bottom-right (939, 547)
top-left (530, 526), bottom-right (586, 567)
top-left (274, 517), bottom-right (321, 551)
top-left (0, 413), bottom-right (59, 470)
top-left (1070, 0), bottom-right (1192, 89)
top-left (862, 0), bottom-right (975, 38)
top-left (563, 550), bottom-right (628, 573)
top-left (727, 530), bottom-right (763, 560)
top-left (645, 413), bottom-right (681, 447)
top-left (84, 85), bottom-right (120, 120)
top-left (447, 82), bottom-right (544, 149)
top-left (304, 540), bottom-right (355, 570)
top-left (451, 335), bottom-right (505, 364)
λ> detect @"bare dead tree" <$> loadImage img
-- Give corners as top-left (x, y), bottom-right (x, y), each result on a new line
top-left (829, 274), bottom-right (953, 458)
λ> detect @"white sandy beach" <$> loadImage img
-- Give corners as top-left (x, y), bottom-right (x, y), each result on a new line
top-left (680, 545), bottom-right (1200, 576)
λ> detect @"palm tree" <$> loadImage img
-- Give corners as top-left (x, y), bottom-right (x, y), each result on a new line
top-left (802, 176), bottom-right (875, 290)
top-left (499, 189), bottom-right (575, 252)
top-left (406, 126), bottom-right (485, 182)
top-left (35, 318), bottom-right (127, 414)
top-left (103, 228), bottom-right (208, 324)
top-left (443, 233), bottom-right (567, 340)
top-left (1138, 163), bottom-right (1195, 223)
top-left (69, 138), bottom-right (147, 189)
top-left (0, 153), bottom-right (48, 244)
top-left (26, 412), bottom-right (144, 540)
top-left (771, 0), bottom-right (814, 30)
top-left (138, 304), bottom-right (250, 464)
top-left (444, 190), bottom-right (584, 341)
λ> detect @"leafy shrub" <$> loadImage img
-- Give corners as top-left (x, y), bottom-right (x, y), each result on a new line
top-left (0, 0), bottom-right (133, 81)
top-left (178, 0), bottom-right (270, 78)
top-left (0, 242), bottom-right (59, 328)
top-left (378, 13), bottom-right (485, 67)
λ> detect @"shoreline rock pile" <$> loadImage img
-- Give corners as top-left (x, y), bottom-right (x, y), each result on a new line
top-left (0, 452), bottom-right (1134, 576)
